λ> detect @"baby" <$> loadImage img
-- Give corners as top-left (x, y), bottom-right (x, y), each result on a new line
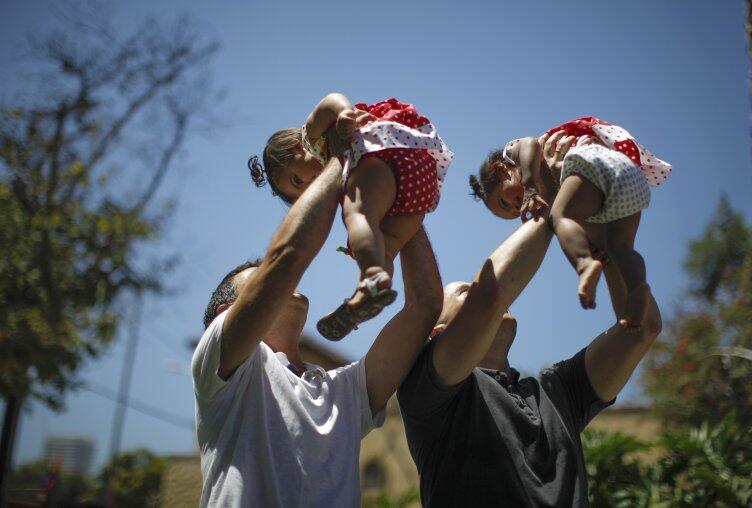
top-left (250, 93), bottom-right (452, 340)
top-left (470, 117), bottom-right (671, 329)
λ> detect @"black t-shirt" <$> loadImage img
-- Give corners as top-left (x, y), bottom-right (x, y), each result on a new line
top-left (397, 342), bottom-right (613, 507)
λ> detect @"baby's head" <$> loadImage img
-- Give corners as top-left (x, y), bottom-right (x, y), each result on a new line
top-left (469, 146), bottom-right (524, 220)
top-left (249, 128), bottom-right (324, 203)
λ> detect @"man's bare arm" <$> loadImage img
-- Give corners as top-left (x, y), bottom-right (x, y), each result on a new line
top-left (584, 287), bottom-right (662, 401)
top-left (433, 218), bottom-right (553, 386)
top-left (219, 158), bottom-right (343, 378)
top-left (364, 227), bottom-right (443, 415)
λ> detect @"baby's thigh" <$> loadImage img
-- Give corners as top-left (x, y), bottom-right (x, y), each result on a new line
top-left (606, 213), bottom-right (641, 250)
top-left (551, 174), bottom-right (605, 221)
top-left (380, 214), bottom-right (425, 260)
top-left (582, 222), bottom-right (609, 253)
top-left (344, 157), bottom-right (397, 217)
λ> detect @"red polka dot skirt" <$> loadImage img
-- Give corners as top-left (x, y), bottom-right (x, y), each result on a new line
top-left (545, 117), bottom-right (672, 187)
top-left (345, 98), bottom-right (453, 216)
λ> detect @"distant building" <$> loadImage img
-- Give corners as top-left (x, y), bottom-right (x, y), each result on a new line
top-left (43, 436), bottom-right (95, 475)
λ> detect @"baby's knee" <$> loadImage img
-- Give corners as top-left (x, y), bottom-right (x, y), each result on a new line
top-left (606, 233), bottom-right (634, 254)
top-left (548, 199), bottom-right (569, 230)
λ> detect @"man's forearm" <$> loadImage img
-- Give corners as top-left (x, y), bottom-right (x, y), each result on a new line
top-left (484, 216), bottom-right (553, 310)
top-left (219, 157), bottom-right (343, 376)
top-left (264, 157), bottom-right (343, 270)
top-left (401, 227), bottom-right (443, 314)
top-left (364, 229), bottom-right (442, 415)
top-left (432, 218), bottom-right (553, 386)
top-left (584, 289), bottom-right (662, 401)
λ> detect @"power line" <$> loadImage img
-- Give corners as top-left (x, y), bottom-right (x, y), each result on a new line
top-left (83, 381), bottom-right (194, 432)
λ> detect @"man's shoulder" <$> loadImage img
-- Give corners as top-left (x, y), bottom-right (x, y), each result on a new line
top-left (537, 348), bottom-right (588, 382)
top-left (397, 341), bottom-right (435, 393)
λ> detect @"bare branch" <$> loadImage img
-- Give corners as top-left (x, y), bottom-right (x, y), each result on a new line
top-left (131, 108), bottom-right (188, 213)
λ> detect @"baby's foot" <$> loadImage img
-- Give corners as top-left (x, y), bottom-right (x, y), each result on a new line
top-left (348, 267), bottom-right (392, 309)
top-left (620, 283), bottom-right (650, 332)
top-left (577, 259), bottom-right (603, 310)
top-left (317, 269), bottom-right (397, 341)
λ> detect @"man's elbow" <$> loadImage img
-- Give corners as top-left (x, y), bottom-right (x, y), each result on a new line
top-left (641, 296), bottom-right (663, 342)
top-left (264, 243), bottom-right (303, 272)
top-left (641, 311), bottom-right (662, 344)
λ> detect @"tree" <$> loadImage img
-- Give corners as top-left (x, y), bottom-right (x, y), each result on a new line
top-left (98, 449), bottom-right (166, 508)
top-left (643, 196), bottom-right (752, 427)
top-left (0, 4), bottom-right (220, 503)
top-left (9, 459), bottom-right (95, 506)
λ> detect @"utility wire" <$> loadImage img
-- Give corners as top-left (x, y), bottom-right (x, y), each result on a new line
top-left (83, 381), bottom-right (194, 431)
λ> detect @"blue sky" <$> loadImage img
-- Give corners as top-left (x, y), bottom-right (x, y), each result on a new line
top-left (3, 0), bottom-right (751, 470)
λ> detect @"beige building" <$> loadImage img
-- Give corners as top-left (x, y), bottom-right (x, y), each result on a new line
top-left (161, 338), bottom-right (659, 507)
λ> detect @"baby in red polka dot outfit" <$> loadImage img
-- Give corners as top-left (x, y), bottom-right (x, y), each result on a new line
top-left (470, 118), bottom-right (671, 331)
top-left (249, 93), bottom-right (453, 340)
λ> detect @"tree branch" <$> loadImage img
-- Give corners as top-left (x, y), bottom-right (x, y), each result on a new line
top-left (130, 109), bottom-right (188, 213)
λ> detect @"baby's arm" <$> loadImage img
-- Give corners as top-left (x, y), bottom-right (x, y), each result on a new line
top-left (511, 132), bottom-right (575, 221)
top-left (514, 136), bottom-right (544, 192)
top-left (509, 137), bottom-right (549, 221)
top-left (305, 93), bottom-right (376, 146)
top-left (304, 93), bottom-right (353, 142)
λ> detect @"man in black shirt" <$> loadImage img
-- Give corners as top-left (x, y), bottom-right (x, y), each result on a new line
top-left (398, 218), bottom-right (663, 507)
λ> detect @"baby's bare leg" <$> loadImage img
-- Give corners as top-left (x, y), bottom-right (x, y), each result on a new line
top-left (380, 213), bottom-right (425, 276)
top-left (550, 174), bottom-right (605, 309)
top-left (606, 213), bottom-right (648, 330)
top-left (342, 157), bottom-right (397, 307)
top-left (584, 223), bottom-right (628, 321)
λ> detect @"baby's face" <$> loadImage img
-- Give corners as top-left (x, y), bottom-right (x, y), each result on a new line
top-left (483, 167), bottom-right (523, 220)
top-left (274, 148), bottom-right (324, 201)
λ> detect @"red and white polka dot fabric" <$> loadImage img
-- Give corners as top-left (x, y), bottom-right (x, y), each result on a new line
top-left (345, 98), bottom-right (453, 216)
top-left (545, 117), bottom-right (672, 186)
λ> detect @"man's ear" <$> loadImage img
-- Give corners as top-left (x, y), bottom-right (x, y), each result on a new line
top-left (430, 324), bottom-right (447, 338)
top-left (216, 303), bottom-right (230, 315)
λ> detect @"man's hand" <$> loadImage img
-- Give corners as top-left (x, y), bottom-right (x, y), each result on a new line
top-left (538, 131), bottom-right (575, 175)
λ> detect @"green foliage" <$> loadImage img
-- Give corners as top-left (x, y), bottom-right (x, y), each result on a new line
top-left (99, 449), bottom-right (166, 508)
top-left (583, 414), bottom-right (752, 507)
top-left (0, 10), bottom-right (218, 409)
top-left (684, 196), bottom-right (751, 301)
top-left (582, 429), bottom-right (653, 508)
top-left (657, 413), bottom-right (752, 507)
top-left (362, 487), bottom-right (420, 508)
top-left (9, 459), bottom-right (95, 506)
top-left (644, 196), bottom-right (752, 427)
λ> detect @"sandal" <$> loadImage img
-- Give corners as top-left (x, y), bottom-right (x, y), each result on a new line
top-left (317, 271), bottom-right (398, 341)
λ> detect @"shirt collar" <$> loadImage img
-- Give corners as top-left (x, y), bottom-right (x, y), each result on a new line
top-left (481, 367), bottom-right (520, 387)
top-left (274, 351), bottom-right (325, 378)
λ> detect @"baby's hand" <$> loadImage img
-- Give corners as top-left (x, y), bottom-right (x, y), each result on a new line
top-left (520, 187), bottom-right (549, 223)
top-left (336, 108), bottom-right (377, 140)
